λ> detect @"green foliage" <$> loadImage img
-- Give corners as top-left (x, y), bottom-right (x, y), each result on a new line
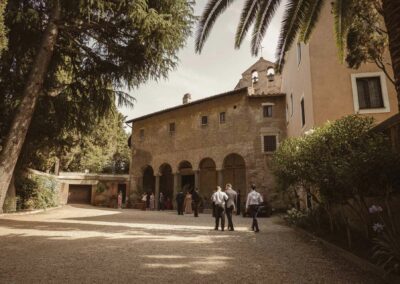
top-left (15, 173), bottom-right (59, 210)
top-left (0, 0), bottom-right (6, 54)
top-left (61, 110), bottom-right (130, 174)
top-left (96, 182), bottom-right (107, 194)
top-left (370, 205), bottom-right (400, 275)
top-left (284, 208), bottom-right (310, 226)
top-left (272, 115), bottom-right (400, 205)
top-left (0, 0), bottom-right (194, 172)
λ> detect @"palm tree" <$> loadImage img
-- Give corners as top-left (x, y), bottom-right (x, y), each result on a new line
top-left (195, 0), bottom-right (400, 110)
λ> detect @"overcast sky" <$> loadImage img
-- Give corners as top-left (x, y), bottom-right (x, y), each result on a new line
top-left (120, 0), bottom-right (284, 122)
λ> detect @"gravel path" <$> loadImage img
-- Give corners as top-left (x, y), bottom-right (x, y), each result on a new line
top-left (0, 205), bottom-right (384, 284)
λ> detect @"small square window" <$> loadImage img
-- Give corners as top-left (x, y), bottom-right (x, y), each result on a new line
top-left (263, 135), bottom-right (277, 153)
top-left (263, 105), bottom-right (273, 118)
top-left (356, 77), bottom-right (384, 109)
top-left (139, 129), bottom-right (144, 140)
top-left (169, 122), bottom-right (175, 133)
top-left (219, 112), bottom-right (226, 123)
top-left (201, 116), bottom-right (208, 126)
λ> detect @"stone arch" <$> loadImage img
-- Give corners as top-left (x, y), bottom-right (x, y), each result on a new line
top-left (251, 70), bottom-right (259, 83)
top-left (199, 158), bottom-right (217, 203)
top-left (178, 160), bottom-right (194, 192)
top-left (142, 165), bottom-right (155, 194)
top-left (223, 153), bottom-right (247, 195)
top-left (159, 163), bottom-right (174, 199)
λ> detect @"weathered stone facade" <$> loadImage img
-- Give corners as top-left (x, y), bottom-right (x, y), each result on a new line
top-left (128, 59), bottom-right (286, 209)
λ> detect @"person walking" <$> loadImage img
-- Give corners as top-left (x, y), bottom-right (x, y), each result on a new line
top-left (184, 191), bottom-right (193, 214)
top-left (117, 191), bottom-right (123, 209)
top-left (211, 186), bottom-right (228, 231)
top-left (224, 184), bottom-right (237, 231)
top-left (246, 184), bottom-right (263, 232)
top-left (176, 191), bottom-right (185, 215)
top-left (149, 192), bottom-right (155, 210)
top-left (159, 192), bottom-right (165, 211)
top-left (191, 188), bottom-right (200, 217)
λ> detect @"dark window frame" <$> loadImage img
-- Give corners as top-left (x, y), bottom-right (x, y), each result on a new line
top-left (355, 76), bottom-right (384, 109)
top-left (263, 105), bottom-right (273, 118)
top-left (139, 129), bottom-right (145, 140)
top-left (169, 122), bottom-right (176, 134)
top-left (201, 115), bottom-right (208, 126)
top-left (263, 135), bottom-right (277, 153)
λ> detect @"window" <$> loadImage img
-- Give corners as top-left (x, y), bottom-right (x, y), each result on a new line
top-left (219, 112), bottom-right (226, 123)
top-left (296, 42), bottom-right (302, 66)
top-left (301, 98), bottom-right (306, 127)
top-left (201, 115), bottom-right (208, 126)
top-left (263, 135), bottom-right (277, 153)
top-left (267, 67), bottom-right (275, 82)
top-left (263, 105), bottom-right (273, 118)
top-left (139, 129), bottom-right (144, 140)
top-left (251, 70), bottom-right (259, 84)
top-left (169, 122), bottom-right (175, 133)
top-left (351, 72), bottom-right (390, 114)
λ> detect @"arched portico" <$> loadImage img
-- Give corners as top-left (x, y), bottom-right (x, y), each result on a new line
top-left (199, 158), bottom-right (217, 199)
top-left (178, 160), bottom-right (194, 192)
top-left (159, 163), bottom-right (174, 200)
top-left (142, 165), bottom-right (155, 193)
top-left (223, 153), bottom-right (246, 195)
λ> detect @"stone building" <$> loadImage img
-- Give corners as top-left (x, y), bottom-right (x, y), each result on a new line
top-left (127, 59), bottom-right (286, 208)
top-left (128, 3), bottom-right (398, 210)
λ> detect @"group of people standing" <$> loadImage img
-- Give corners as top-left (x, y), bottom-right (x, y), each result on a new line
top-left (211, 183), bottom-right (263, 232)
top-left (175, 188), bottom-right (201, 217)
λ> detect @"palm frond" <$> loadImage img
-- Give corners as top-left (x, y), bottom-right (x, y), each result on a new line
top-left (300, 0), bottom-right (325, 43)
top-left (251, 0), bottom-right (282, 56)
top-left (332, 0), bottom-right (353, 61)
top-left (235, 0), bottom-right (261, 49)
top-left (195, 0), bottom-right (236, 53)
top-left (275, 0), bottom-right (308, 72)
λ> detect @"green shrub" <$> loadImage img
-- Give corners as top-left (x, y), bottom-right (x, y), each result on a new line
top-left (15, 173), bottom-right (59, 210)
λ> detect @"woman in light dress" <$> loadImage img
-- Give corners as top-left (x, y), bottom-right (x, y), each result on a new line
top-left (184, 191), bottom-right (193, 214)
top-left (149, 193), bottom-right (155, 210)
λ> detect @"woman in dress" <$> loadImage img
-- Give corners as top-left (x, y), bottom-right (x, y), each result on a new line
top-left (184, 191), bottom-right (192, 214)
top-left (149, 193), bottom-right (155, 210)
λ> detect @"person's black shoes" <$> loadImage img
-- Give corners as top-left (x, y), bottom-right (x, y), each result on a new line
top-left (255, 230), bottom-right (260, 233)
top-left (214, 227), bottom-right (218, 231)
top-left (228, 228), bottom-right (234, 231)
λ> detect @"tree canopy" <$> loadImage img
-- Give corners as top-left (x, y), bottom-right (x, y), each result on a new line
top-left (0, 0), bottom-right (195, 210)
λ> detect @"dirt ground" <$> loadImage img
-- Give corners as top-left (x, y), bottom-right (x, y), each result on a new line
top-left (0, 205), bottom-right (385, 283)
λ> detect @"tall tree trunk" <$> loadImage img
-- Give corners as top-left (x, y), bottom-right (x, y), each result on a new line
top-left (382, 0), bottom-right (400, 110)
top-left (0, 1), bottom-right (61, 212)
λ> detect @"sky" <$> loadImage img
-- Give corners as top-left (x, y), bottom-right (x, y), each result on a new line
top-left (119, 0), bottom-right (285, 122)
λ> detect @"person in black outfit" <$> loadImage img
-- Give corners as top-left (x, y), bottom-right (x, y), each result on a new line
top-left (236, 191), bottom-right (241, 216)
top-left (191, 188), bottom-right (200, 217)
top-left (176, 191), bottom-right (185, 215)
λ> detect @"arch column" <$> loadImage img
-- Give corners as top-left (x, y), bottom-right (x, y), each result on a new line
top-left (173, 172), bottom-right (180, 209)
top-left (155, 174), bottom-right (160, 210)
top-left (194, 170), bottom-right (200, 189)
top-left (217, 168), bottom-right (223, 188)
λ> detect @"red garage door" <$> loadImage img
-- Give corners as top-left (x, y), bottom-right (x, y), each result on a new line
top-left (68, 185), bottom-right (92, 204)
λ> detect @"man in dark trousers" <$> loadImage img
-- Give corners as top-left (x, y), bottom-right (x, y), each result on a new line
top-left (191, 188), bottom-right (200, 217)
top-left (236, 191), bottom-right (241, 215)
top-left (211, 186), bottom-right (228, 231)
top-left (224, 183), bottom-right (237, 231)
top-left (246, 184), bottom-right (263, 233)
top-left (176, 191), bottom-right (185, 215)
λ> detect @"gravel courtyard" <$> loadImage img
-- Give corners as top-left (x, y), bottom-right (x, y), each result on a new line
top-left (0, 205), bottom-right (385, 283)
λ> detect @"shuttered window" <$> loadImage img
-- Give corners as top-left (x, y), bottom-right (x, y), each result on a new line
top-left (263, 135), bottom-right (277, 152)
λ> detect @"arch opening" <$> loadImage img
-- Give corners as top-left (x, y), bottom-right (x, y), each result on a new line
top-left (223, 154), bottom-right (246, 195)
top-left (199, 158), bottom-right (217, 204)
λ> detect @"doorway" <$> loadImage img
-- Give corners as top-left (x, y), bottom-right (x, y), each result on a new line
top-left (181, 175), bottom-right (194, 192)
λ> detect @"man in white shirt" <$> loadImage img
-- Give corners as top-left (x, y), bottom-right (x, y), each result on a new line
top-left (246, 184), bottom-right (263, 233)
top-left (211, 186), bottom-right (228, 231)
